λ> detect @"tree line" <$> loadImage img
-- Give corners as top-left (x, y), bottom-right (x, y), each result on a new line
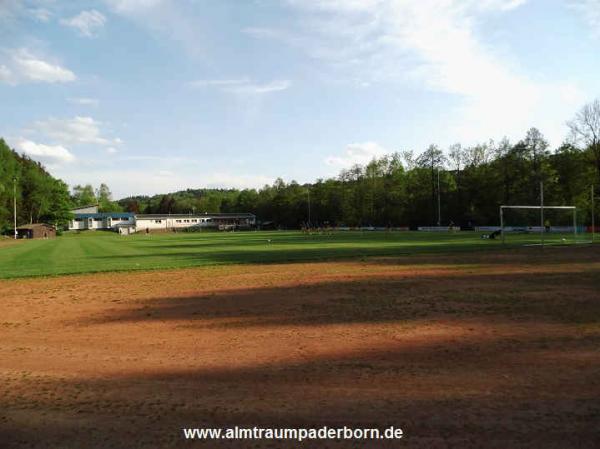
top-left (2, 99), bottom-right (600, 232)
top-left (121, 99), bottom-right (600, 229)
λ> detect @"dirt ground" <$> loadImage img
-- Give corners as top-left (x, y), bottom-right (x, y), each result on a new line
top-left (1, 247), bottom-right (599, 448)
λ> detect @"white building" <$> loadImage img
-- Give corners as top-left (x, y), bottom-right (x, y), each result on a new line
top-left (70, 213), bottom-right (135, 231)
top-left (134, 213), bottom-right (256, 232)
top-left (68, 206), bottom-right (256, 234)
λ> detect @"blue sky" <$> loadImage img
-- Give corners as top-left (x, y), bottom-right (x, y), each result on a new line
top-left (1, 0), bottom-right (599, 198)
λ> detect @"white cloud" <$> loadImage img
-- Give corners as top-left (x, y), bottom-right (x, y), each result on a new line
top-left (53, 166), bottom-right (273, 198)
top-left (325, 141), bottom-right (389, 169)
top-left (0, 49), bottom-right (76, 85)
top-left (103, 0), bottom-right (204, 57)
top-left (225, 80), bottom-right (291, 95)
top-left (68, 97), bottom-right (99, 106)
top-left (189, 78), bottom-right (250, 88)
top-left (0, 2), bottom-right (54, 22)
top-left (203, 173), bottom-right (274, 190)
top-left (190, 79), bottom-right (291, 95)
top-left (291, 0), bottom-right (527, 13)
top-left (570, 0), bottom-right (600, 38)
top-left (60, 10), bottom-right (106, 37)
top-left (241, 27), bottom-right (282, 39)
top-left (477, 0), bottom-right (528, 11)
top-left (120, 155), bottom-right (194, 162)
top-left (0, 64), bottom-right (12, 82)
top-left (29, 8), bottom-right (52, 22)
top-left (33, 116), bottom-right (120, 146)
top-left (106, 147), bottom-right (118, 154)
top-left (0, 0), bottom-right (22, 21)
top-left (275, 0), bottom-right (584, 146)
top-left (104, 0), bottom-right (165, 14)
top-left (16, 138), bottom-right (75, 164)
top-left (286, 0), bottom-right (384, 13)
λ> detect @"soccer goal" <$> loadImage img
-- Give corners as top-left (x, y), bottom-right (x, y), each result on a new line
top-left (499, 205), bottom-right (581, 246)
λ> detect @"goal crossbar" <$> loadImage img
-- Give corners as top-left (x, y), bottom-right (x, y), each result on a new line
top-left (500, 205), bottom-right (575, 210)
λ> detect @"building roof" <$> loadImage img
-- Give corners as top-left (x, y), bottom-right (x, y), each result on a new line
top-left (71, 212), bottom-right (254, 220)
top-left (71, 204), bottom-right (99, 211)
top-left (136, 213), bottom-right (255, 219)
top-left (74, 213), bottom-right (134, 219)
top-left (17, 223), bottom-right (55, 230)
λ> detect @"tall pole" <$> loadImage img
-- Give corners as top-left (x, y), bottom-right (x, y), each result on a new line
top-left (437, 168), bottom-right (441, 226)
top-left (592, 185), bottom-right (595, 243)
top-left (13, 177), bottom-right (17, 239)
top-left (573, 208), bottom-right (577, 243)
top-left (500, 206), bottom-right (505, 244)
top-left (307, 188), bottom-right (311, 227)
top-left (540, 181), bottom-right (544, 248)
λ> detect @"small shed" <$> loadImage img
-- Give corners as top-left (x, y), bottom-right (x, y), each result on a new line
top-left (114, 222), bottom-right (136, 235)
top-left (17, 223), bottom-right (56, 239)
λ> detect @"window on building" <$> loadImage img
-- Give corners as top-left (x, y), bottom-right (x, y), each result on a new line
top-left (155, 220), bottom-right (162, 223)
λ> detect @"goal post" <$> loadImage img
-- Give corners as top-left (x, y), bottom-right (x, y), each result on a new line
top-left (500, 205), bottom-right (578, 246)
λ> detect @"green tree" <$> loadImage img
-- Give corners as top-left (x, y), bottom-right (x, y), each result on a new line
top-left (417, 144), bottom-right (446, 225)
top-left (72, 184), bottom-right (97, 207)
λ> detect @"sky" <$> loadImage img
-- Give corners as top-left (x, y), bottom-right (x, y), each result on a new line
top-left (1, 0), bottom-right (599, 199)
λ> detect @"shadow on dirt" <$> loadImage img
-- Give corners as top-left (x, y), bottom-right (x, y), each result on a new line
top-left (84, 268), bottom-right (600, 328)
top-left (2, 324), bottom-right (599, 449)
top-left (2, 248), bottom-right (600, 449)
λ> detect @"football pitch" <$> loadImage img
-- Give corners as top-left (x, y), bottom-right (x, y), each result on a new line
top-left (0, 229), bottom-right (591, 279)
top-left (1, 244), bottom-right (599, 448)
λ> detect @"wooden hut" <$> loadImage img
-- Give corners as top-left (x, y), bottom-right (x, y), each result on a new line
top-left (16, 223), bottom-right (56, 239)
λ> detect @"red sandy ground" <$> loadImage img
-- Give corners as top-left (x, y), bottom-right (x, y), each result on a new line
top-left (1, 247), bottom-right (599, 448)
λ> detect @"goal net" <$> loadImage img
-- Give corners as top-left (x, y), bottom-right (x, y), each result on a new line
top-left (499, 205), bottom-right (583, 246)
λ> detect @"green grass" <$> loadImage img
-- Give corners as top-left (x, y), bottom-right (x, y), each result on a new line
top-left (0, 229), bottom-right (591, 279)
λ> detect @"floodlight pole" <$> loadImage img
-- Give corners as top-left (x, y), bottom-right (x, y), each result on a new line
top-left (307, 188), bottom-right (311, 228)
top-left (13, 177), bottom-right (17, 240)
top-left (540, 181), bottom-right (544, 248)
top-left (437, 168), bottom-right (441, 226)
top-left (592, 185), bottom-right (595, 243)
top-left (500, 206), bottom-right (505, 244)
top-left (573, 208), bottom-right (577, 243)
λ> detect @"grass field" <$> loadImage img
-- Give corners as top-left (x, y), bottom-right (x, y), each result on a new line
top-left (0, 229), bottom-right (591, 278)
top-left (1, 246), bottom-right (599, 448)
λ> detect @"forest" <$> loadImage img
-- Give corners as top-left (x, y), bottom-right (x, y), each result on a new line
top-left (118, 131), bottom-right (597, 228)
top-left (0, 139), bottom-right (72, 232)
top-left (2, 99), bottom-right (600, 231)
top-left (120, 112), bottom-right (600, 229)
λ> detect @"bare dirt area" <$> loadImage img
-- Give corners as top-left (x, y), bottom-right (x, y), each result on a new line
top-left (1, 247), bottom-right (599, 448)
top-left (0, 238), bottom-right (19, 248)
